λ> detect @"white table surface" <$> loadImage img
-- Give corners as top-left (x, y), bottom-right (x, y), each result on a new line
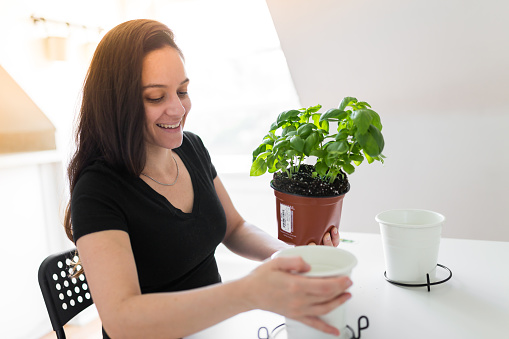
top-left (187, 232), bottom-right (509, 339)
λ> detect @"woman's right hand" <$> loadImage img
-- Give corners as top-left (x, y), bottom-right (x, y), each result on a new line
top-left (241, 256), bottom-right (353, 336)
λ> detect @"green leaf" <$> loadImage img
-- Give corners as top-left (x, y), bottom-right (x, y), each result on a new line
top-left (310, 149), bottom-right (327, 158)
top-left (312, 114), bottom-right (329, 132)
top-left (252, 144), bottom-right (268, 161)
top-left (349, 154), bottom-right (364, 162)
top-left (266, 131), bottom-right (277, 141)
top-left (351, 109), bottom-right (372, 134)
top-left (349, 153), bottom-right (364, 166)
top-left (290, 135), bottom-right (305, 153)
top-left (326, 140), bottom-right (349, 154)
top-left (250, 157), bottom-right (267, 176)
top-left (367, 109), bottom-right (383, 130)
top-left (325, 154), bottom-right (336, 167)
top-left (320, 119), bottom-right (329, 133)
top-left (277, 109), bottom-right (300, 125)
top-left (262, 138), bottom-right (274, 146)
top-left (357, 101), bottom-right (371, 108)
top-left (297, 123), bottom-right (314, 138)
top-left (273, 139), bottom-right (290, 151)
top-left (312, 113), bottom-right (321, 126)
top-left (364, 151), bottom-right (374, 164)
top-left (315, 161), bottom-right (328, 176)
top-left (369, 125), bottom-right (385, 153)
top-left (304, 132), bottom-right (319, 155)
top-left (338, 97), bottom-right (357, 111)
top-left (282, 125), bottom-right (297, 137)
top-left (319, 108), bottom-right (348, 122)
top-left (342, 162), bottom-right (355, 174)
top-left (305, 104), bottom-right (322, 114)
top-left (335, 130), bottom-right (350, 140)
top-left (285, 131), bottom-right (297, 138)
top-left (355, 125), bottom-right (383, 157)
top-left (267, 154), bottom-right (277, 170)
top-left (285, 150), bottom-right (299, 158)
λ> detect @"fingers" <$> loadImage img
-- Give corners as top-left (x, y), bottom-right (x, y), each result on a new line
top-left (271, 256), bottom-right (311, 274)
top-left (310, 227), bottom-right (339, 247)
top-left (322, 232), bottom-right (333, 246)
top-left (308, 291), bottom-right (352, 314)
top-left (247, 262), bottom-right (354, 333)
top-left (305, 276), bottom-right (352, 300)
top-left (331, 227), bottom-right (340, 247)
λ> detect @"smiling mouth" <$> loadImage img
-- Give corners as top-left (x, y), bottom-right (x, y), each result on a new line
top-left (157, 122), bottom-right (181, 129)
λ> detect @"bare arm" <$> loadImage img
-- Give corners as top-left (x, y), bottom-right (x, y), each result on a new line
top-left (77, 231), bottom-right (249, 338)
top-left (215, 176), bottom-right (289, 260)
top-left (77, 230), bottom-right (351, 338)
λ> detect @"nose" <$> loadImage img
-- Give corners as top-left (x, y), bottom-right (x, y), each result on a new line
top-left (165, 93), bottom-right (186, 118)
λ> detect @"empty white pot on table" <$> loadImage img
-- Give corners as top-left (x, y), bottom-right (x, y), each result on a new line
top-left (376, 209), bottom-right (445, 284)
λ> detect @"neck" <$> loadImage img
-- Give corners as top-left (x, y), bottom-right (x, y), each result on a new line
top-left (143, 147), bottom-right (176, 177)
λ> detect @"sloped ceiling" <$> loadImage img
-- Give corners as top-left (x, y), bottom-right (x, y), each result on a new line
top-left (0, 65), bottom-right (56, 154)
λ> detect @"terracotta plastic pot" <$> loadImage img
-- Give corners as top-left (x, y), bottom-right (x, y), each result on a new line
top-left (272, 183), bottom-right (349, 246)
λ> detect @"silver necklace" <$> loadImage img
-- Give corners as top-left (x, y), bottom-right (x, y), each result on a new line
top-left (141, 153), bottom-right (179, 186)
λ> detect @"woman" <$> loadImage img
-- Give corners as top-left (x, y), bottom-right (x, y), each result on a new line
top-left (64, 19), bottom-right (351, 338)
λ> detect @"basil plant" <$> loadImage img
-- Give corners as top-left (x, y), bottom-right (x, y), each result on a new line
top-left (250, 97), bottom-right (385, 184)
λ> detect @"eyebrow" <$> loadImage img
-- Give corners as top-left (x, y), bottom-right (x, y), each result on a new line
top-left (142, 78), bottom-right (189, 90)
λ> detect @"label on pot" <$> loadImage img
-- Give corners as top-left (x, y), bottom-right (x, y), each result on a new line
top-left (280, 203), bottom-right (293, 234)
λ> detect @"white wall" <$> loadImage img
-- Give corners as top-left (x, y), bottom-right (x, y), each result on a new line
top-left (266, 0), bottom-right (509, 241)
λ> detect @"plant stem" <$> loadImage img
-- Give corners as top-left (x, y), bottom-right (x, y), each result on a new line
top-left (285, 168), bottom-right (292, 179)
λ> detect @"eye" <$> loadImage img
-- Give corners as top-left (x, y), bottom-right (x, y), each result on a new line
top-left (177, 91), bottom-right (188, 98)
top-left (146, 96), bottom-right (164, 103)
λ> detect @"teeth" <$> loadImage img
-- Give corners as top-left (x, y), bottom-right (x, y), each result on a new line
top-left (157, 122), bottom-right (180, 129)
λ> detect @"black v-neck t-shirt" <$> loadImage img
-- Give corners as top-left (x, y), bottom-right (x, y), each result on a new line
top-left (71, 132), bottom-right (227, 294)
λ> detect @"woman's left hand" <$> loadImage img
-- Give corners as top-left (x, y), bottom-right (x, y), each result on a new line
top-left (308, 226), bottom-right (340, 247)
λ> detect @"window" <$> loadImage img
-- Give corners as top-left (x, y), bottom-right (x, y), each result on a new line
top-left (154, 0), bottom-right (300, 173)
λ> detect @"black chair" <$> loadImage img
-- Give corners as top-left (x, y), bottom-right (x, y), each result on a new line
top-left (38, 248), bottom-right (94, 339)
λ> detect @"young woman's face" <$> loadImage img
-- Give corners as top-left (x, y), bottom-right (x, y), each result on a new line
top-left (142, 46), bottom-right (191, 151)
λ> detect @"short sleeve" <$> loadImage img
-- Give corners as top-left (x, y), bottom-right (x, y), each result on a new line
top-left (71, 166), bottom-right (128, 243)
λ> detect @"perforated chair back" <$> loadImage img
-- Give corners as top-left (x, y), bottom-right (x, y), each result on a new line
top-left (38, 248), bottom-right (94, 339)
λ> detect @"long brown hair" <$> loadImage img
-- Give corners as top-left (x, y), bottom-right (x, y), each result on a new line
top-left (64, 19), bottom-right (183, 243)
